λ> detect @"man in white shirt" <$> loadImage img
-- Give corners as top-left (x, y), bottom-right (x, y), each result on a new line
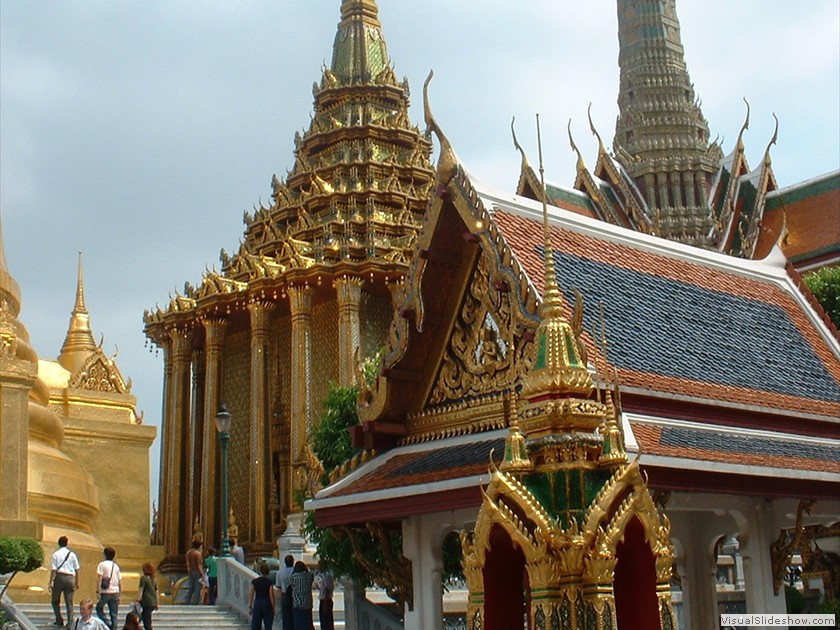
top-left (95, 547), bottom-right (122, 629)
top-left (50, 536), bottom-right (81, 628)
top-left (275, 554), bottom-right (295, 630)
top-left (70, 599), bottom-right (109, 630)
top-left (229, 537), bottom-right (245, 564)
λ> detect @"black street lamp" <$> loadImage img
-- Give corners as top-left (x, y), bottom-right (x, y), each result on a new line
top-left (215, 403), bottom-right (232, 557)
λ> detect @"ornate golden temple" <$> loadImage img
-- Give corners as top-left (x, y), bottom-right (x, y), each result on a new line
top-left (0, 235), bottom-right (160, 601)
top-left (142, 0), bottom-right (435, 563)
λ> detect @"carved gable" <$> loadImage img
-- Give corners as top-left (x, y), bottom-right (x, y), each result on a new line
top-left (69, 350), bottom-right (128, 393)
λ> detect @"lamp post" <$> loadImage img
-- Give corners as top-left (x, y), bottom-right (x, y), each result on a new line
top-left (215, 403), bottom-right (232, 557)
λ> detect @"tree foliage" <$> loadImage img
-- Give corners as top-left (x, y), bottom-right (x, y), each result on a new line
top-left (310, 383), bottom-right (362, 484)
top-left (0, 536), bottom-right (45, 599)
top-left (803, 266), bottom-right (840, 329)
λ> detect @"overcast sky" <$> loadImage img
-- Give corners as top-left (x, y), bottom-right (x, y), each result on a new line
top-left (2, 0), bottom-right (838, 505)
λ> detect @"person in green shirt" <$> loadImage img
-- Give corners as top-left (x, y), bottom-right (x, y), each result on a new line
top-left (204, 547), bottom-right (218, 605)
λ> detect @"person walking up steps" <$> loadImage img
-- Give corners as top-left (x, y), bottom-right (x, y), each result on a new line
top-left (136, 562), bottom-right (158, 630)
top-left (95, 547), bottom-right (122, 629)
top-left (50, 536), bottom-right (81, 628)
top-left (248, 562), bottom-right (275, 630)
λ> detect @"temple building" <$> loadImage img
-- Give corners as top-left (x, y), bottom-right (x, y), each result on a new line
top-left (308, 85), bottom-right (840, 627)
top-left (142, 0), bottom-right (837, 626)
top-left (0, 229), bottom-right (160, 601)
top-left (142, 0), bottom-right (434, 565)
top-left (305, 1), bottom-right (839, 629)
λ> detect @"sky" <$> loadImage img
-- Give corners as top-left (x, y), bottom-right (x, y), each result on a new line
top-left (2, 0), bottom-right (839, 507)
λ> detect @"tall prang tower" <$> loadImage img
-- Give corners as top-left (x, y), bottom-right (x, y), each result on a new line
top-left (523, 0), bottom-right (780, 259)
top-left (144, 0), bottom-right (434, 565)
top-left (613, 0), bottom-right (723, 246)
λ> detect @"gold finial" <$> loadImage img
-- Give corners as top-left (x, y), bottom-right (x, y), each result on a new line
top-left (567, 119), bottom-right (587, 175)
top-left (763, 113), bottom-right (779, 168)
top-left (536, 114), bottom-right (565, 320)
top-left (0, 210), bottom-right (22, 315)
top-left (58, 252), bottom-right (97, 373)
top-left (500, 393), bottom-right (532, 474)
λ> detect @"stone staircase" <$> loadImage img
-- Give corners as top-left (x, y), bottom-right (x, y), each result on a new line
top-left (11, 603), bottom-right (344, 630)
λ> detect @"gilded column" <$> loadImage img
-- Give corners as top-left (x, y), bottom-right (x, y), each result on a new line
top-left (334, 275), bottom-right (363, 387)
top-left (189, 346), bottom-right (205, 544)
top-left (0, 328), bottom-right (37, 528)
top-left (200, 317), bottom-right (226, 548)
top-left (248, 299), bottom-right (275, 548)
top-left (157, 339), bottom-right (175, 554)
top-left (168, 326), bottom-right (193, 556)
top-left (288, 285), bottom-right (314, 505)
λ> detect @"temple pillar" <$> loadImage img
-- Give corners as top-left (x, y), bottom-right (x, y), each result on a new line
top-left (670, 511), bottom-right (722, 630)
top-left (740, 499), bottom-right (787, 616)
top-left (201, 317), bottom-right (226, 548)
top-left (288, 285), bottom-right (314, 507)
top-left (248, 299), bottom-right (275, 551)
top-left (683, 170), bottom-right (697, 208)
top-left (670, 171), bottom-right (683, 208)
top-left (657, 171), bottom-right (670, 209)
top-left (694, 171), bottom-right (707, 206)
top-left (156, 340), bottom-right (172, 548)
top-left (168, 326), bottom-right (193, 557)
top-left (189, 346), bottom-right (205, 543)
top-left (644, 173), bottom-right (657, 209)
top-left (0, 339), bottom-right (38, 536)
top-left (403, 513), bottom-right (445, 630)
top-left (334, 275), bottom-right (363, 387)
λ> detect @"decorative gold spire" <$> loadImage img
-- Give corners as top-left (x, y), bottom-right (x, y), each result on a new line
top-left (517, 116), bottom-right (607, 461)
top-left (0, 211), bottom-right (22, 317)
top-left (519, 117), bottom-right (594, 408)
top-left (331, 0), bottom-right (390, 85)
top-left (58, 252), bottom-right (97, 373)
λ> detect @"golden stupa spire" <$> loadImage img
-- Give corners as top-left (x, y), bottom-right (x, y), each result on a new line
top-left (0, 211), bottom-right (22, 317)
top-left (58, 252), bottom-right (97, 373)
top-left (331, 0), bottom-right (390, 85)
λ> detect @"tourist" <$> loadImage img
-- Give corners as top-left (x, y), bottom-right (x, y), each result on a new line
top-left (275, 554), bottom-right (295, 630)
top-left (95, 547), bottom-right (122, 629)
top-left (316, 561), bottom-right (335, 630)
top-left (50, 535), bottom-right (81, 628)
top-left (290, 561), bottom-right (314, 630)
top-left (248, 562), bottom-right (275, 630)
top-left (136, 562), bottom-right (158, 630)
top-left (204, 547), bottom-right (218, 605)
top-left (120, 611), bottom-right (141, 630)
top-left (184, 540), bottom-right (204, 605)
top-left (71, 599), bottom-right (109, 629)
top-left (229, 537), bottom-right (245, 564)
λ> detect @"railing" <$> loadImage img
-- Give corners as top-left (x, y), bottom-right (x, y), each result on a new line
top-left (0, 593), bottom-right (38, 630)
top-left (343, 580), bottom-right (403, 630)
top-left (216, 557), bottom-right (257, 620)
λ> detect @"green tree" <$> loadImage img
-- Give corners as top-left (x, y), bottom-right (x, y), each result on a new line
top-left (304, 374), bottom-right (464, 604)
top-left (803, 266), bottom-right (840, 329)
top-left (0, 536), bottom-right (45, 599)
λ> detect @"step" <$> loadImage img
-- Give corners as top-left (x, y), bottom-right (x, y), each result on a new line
top-left (12, 602), bottom-right (345, 630)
